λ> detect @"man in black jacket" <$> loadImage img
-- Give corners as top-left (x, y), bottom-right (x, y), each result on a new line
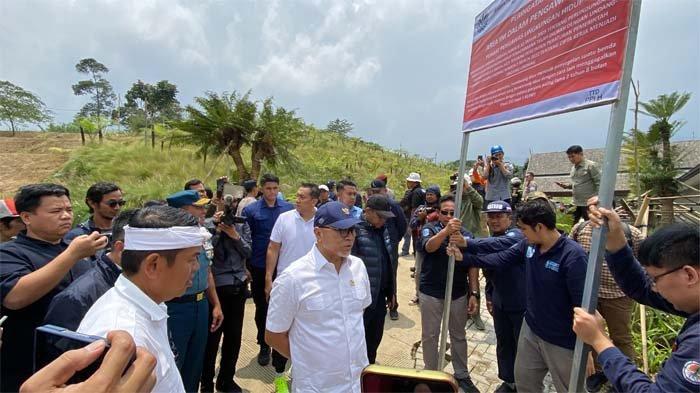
top-left (44, 209), bottom-right (138, 331)
top-left (352, 195), bottom-right (397, 364)
top-left (400, 172), bottom-right (425, 256)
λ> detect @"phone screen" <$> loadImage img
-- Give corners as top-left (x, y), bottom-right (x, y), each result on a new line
top-left (34, 325), bottom-right (109, 384)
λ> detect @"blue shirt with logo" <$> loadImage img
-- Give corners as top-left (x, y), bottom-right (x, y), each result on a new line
top-left (598, 245), bottom-right (699, 392)
top-left (242, 198), bottom-right (294, 268)
top-left (463, 234), bottom-right (587, 349)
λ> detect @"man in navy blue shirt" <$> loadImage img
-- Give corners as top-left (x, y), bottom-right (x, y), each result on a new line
top-left (460, 199), bottom-right (588, 392)
top-left (574, 205), bottom-right (700, 392)
top-left (419, 195), bottom-right (480, 393)
top-left (463, 200), bottom-right (524, 393)
top-left (44, 209), bottom-right (137, 330)
top-left (0, 183), bottom-right (106, 392)
top-left (242, 173), bottom-right (293, 367)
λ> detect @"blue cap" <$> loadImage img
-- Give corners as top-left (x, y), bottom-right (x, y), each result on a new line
top-left (490, 145), bottom-right (504, 155)
top-left (166, 190), bottom-right (210, 208)
top-left (484, 200), bottom-right (512, 213)
top-left (314, 201), bottom-right (362, 229)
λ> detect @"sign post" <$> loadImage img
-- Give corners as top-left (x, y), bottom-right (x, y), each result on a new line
top-left (568, 1), bottom-right (642, 390)
top-left (440, 0), bottom-right (641, 388)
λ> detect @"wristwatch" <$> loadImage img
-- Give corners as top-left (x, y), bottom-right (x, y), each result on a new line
top-left (470, 290), bottom-right (480, 299)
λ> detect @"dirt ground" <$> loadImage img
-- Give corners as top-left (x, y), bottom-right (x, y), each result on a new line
top-left (0, 132), bottom-right (82, 196)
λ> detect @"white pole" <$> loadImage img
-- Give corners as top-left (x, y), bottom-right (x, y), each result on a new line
top-left (568, 0), bottom-right (643, 390)
top-left (438, 131), bottom-right (471, 369)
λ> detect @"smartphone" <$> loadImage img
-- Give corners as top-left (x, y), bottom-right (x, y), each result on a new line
top-left (34, 325), bottom-right (130, 384)
top-left (216, 178), bottom-right (227, 199)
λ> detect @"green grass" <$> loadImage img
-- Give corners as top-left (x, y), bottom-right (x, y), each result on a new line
top-left (52, 130), bottom-right (454, 222)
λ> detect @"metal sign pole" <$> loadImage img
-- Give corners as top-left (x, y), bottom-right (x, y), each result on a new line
top-left (568, 0), bottom-right (642, 390)
top-left (438, 131), bottom-right (470, 369)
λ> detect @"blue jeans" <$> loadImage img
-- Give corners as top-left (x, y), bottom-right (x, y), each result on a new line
top-left (167, 298), bottom-right (209, 393)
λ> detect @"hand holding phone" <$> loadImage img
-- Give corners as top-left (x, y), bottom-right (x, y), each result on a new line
top-left (27, 328), bottom-right (154, 392)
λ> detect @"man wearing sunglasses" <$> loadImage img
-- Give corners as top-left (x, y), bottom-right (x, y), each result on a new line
top-left (265, 201), bottom-right (371, 393)
top-left (64, 182), bottom-right (125, 259)
top-left (419, 194), bottom-right (480, 393)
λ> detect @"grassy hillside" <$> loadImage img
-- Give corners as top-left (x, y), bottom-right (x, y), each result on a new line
top-left (52, 129), bottom-right (454, 221)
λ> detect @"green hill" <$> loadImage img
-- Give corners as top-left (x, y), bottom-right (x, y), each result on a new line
top-left (52, 129), bottom-right (454, 221)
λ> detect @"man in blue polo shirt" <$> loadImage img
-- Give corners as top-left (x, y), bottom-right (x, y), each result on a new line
top-left (463, 200), bottom-right (524, 393)
top-left (167, 190), bottom-right (223, 393)
top-left (460, 199), bottom-right (588, 392)
top-left (574, 204), bottom-right (700, 393)
top-left (0, 183), bottom-right (105, 392)
top-left (242, 173), bottom-right (293, 366)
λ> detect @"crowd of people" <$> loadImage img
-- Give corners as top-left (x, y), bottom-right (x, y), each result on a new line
top-left (0, 143), bottom-right (697, 393)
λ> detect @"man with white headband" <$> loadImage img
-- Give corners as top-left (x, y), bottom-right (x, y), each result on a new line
top-left (78, 205), bottom-right (211, 393)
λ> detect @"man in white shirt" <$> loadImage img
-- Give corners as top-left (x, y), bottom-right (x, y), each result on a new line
top-left (264, 183), bottom-right (319, 392)
top-left (78, 205), bottom-right (212, 393)
top-left (265, 202), bottom-right (371, 393)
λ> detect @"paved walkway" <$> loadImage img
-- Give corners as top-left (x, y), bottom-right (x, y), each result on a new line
top-left (223, 252), bottom-right (505, 392)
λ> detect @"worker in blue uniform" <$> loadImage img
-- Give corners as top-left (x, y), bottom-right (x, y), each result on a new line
top-left (573, 203), bottom-right (700, 393)
top-left (463, 200), bottom-right (525, 393)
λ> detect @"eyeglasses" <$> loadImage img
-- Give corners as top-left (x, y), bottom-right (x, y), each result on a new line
top-left (440, 210), bottom-right (455, 216)
top-left (321, 226), bottom-right (356, 238)
top-left (106, 200), bottom-right (127, 208)
top-left (650, 265), bottom-right (684, 286)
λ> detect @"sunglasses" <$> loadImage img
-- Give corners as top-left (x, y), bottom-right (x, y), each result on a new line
top-left (440, 210), bottom-right (455, 216)
top-left (106, 200), bottom-right (127, 208)
top-left (321, 226), bottom-right (356, 238)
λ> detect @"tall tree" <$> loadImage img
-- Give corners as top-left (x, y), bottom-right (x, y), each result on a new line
top-left (123, 79), bottom-right (181, 147)
top-left (0, 81), bottom-right (52, 135)
top-left (638, 91), bottom-right (692, 225)
top-left (177, 91), bottom-right (303, 181)
top-left (72, 58), bottom-right (117, 140)
top-left (326, 118), bottom-right (353, 136)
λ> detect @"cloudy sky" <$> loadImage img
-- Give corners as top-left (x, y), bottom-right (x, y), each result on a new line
top-left (1, 0), bottom-right (698, 164)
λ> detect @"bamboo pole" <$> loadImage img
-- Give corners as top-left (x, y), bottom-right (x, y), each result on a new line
top-left (637, 194), bottom-right (650, 374)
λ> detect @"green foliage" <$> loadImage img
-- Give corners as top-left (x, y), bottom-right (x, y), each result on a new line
top-left (555, 211), bottom-right (573, 234)
top-left (623, 91), bottom-right (692, 200)
top-left (177, 90), bottom-right (307, 181)
top-left (45, 122), bottom-right (81, 133)
top-left (72, 58), bottom-right (117, 120)
top-left (54, 131), bottom-right (453, 222)
top-left (120, 80), bottom-right (181, 132)
top-left (631, 305), bottom-right (685, 374)
top-left (326, 118), bottom-right (353, 136)
top-left (0, 80), bottom-right (52, 134)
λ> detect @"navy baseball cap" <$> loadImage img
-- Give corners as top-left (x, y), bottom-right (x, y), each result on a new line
top-left (167, 190), bottom-right (210, 208)
top-left (314, 201), bottom-right (361, 229)
top-left (366, 195), bottom-right (395, 219)
top-left (370, 179), bottom-right (386, 189)
top-left (484, 200), bottom-right (512, 213)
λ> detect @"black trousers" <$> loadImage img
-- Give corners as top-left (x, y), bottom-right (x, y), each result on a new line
top-left (573, 205), bottom-right (589, 223)
top-left (201, 285), bottom-right (246, 391)
top-left (492, 305), bottom-right (525, 384)
top-left (251, 266), bottom-right (288, 373)
top-left (363, 291), bottom-right (388, 364)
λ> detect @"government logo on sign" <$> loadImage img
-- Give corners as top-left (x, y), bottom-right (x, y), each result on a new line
top-left (475, 12), bottom-right (490, 34)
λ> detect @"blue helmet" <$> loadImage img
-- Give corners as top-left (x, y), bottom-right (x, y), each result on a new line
top-left (490, 145), bottom-right (504, 155)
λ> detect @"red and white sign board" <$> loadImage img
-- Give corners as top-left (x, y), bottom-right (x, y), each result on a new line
top-left (462, 0), bottom-right (633, 132)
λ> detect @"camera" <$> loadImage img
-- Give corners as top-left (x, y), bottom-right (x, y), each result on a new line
top-left (449, 172), bottom-right (459, 181)
top-left (220, 193), bottom-right (246, 226)
top-left (424, 207), bottom-right (436, 214)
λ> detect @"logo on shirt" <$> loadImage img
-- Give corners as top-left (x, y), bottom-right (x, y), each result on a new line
top-left (506, 231), bottom-right (516, 237)
top-left (544, 260), bottom-right (560, 272)
top-left (422, 228), bottom-right (432, 238)
top-left (526, 246), bottom-right (535, 259)
top-left (350, 279), bottom-right (356, 287)
top-left (683, 361), bottom-right (700, 385)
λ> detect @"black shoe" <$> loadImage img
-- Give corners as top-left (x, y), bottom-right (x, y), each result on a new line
top-left (200, 383), bottom-right (214, 393)
top-left (494, 382), bottom-right (517, 393)
top-left (389, 309), bottom-right (399, 320)
top-left (257, 346), bottom-right (271, 366)
top-left (457, 376), bottom-right (480, 393)
top-left (410, 266), bottom-right (416, 272)
top-left (217, 380), bottom-right (243, 393)
top-left (586, 371), bottom-right (607, 393)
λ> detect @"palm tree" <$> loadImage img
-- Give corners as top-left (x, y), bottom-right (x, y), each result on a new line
top-left (250, 98), bottom-right (304, 180)
top-left (177, 91), bottom-right (255, 179)
top-left (638, 91), bottom-right (692, 225)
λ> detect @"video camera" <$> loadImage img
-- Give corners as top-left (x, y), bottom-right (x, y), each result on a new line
top-left (221, 185), bottom-right (247, 226)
